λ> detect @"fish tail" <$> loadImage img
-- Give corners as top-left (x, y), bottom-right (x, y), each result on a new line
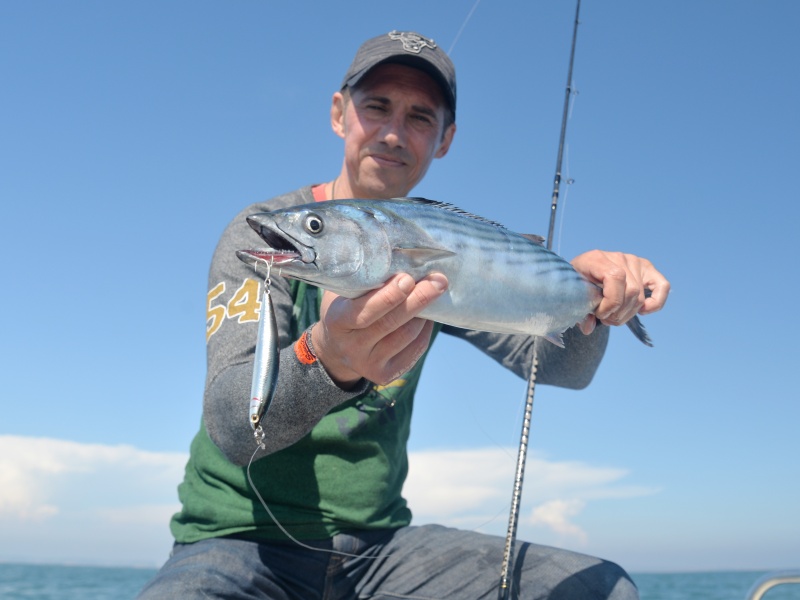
top-left (626, 316), bottom-right (653, 347)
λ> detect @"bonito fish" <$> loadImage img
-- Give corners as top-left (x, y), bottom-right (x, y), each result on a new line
top-left (237, 198), bottom-right (651, 347)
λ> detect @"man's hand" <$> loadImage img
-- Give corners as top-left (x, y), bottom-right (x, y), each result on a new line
top-left (310, 273), bottom-right (448, 388)
top-left (571, 250), bottom-right (670, 335)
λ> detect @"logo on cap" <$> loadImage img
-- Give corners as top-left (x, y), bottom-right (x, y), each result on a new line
top-left (388, 30), bottom-right (437, 55)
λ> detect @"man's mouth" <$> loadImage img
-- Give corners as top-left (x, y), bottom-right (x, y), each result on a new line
top-left (368, 152), bottom-right (407, 167)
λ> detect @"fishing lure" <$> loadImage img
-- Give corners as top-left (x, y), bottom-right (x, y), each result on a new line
top-left (248, 261), bottom-right (280, 445)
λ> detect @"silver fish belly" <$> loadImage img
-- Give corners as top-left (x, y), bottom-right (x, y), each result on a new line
top-left (249, 283), bottom-right (279, 429)
top-left (237, 198), bottom-right (651, 346)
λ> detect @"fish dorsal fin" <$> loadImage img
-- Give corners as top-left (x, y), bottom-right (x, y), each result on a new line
top-left (398, 197), bottom-right (509, 230)
top-left (520, 233), bottom-right (546, 246)
top-left (393, 246), bottom-right (456, 267)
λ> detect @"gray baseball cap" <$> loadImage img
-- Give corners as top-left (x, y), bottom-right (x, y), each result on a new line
top-left (341, 30), bottom-right (457, 118)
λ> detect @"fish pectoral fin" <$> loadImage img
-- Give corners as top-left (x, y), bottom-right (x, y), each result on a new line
top-left (392, 246), bottom-right (456, 267)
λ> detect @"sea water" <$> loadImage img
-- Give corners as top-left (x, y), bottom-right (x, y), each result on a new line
top-left (0, 563), bottom-right (798, 599)
top-left (634, 571), bottom-right (800, 600)
top-left (0, 564), bottom-right (156, 600)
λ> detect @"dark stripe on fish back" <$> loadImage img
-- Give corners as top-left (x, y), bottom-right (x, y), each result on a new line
top-left (402, 197), bottom-right (509, 229)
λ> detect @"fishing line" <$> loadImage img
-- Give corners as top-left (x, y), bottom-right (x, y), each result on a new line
top-left (246, 444), bottom-right (398, 560)
top-left (461, 370), bottom-right (519, 463)
top-left (454, 380), bottom-right (528, 534)
top-left (448, 0), bottom-right (483, 55)
top-left (245, 260), bottom-right (389, 561)
top-left (556, 83), bottom-right (579, 256)
top-left (568, 78), bottom-right (579, 121)
top-left (244, 334), bottom-right (510, 559)
top-left (555, 145), bottom-right (573, 257)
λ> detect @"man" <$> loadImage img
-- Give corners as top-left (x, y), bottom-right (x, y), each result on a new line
top-left (139, 30), bottom-right (669, 599)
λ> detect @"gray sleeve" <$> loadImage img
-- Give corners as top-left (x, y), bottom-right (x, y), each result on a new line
top-left (202, 191), bottom-right (369, 467)
top-left (441, 323), bottom-right (610, 390)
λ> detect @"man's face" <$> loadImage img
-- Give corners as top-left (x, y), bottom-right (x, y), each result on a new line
top-left (331, 63), bottom-right (456, 199)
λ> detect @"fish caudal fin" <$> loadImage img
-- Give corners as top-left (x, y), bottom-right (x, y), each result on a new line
top-left (543, 333), bottom-right (565, 348)
top-left (626, 316), bottom-right (653, 347)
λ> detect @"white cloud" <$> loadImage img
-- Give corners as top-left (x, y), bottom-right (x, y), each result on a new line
top-left (404, 448), bottom-right (513, 516)
top-left (0, 435), bottom-right (187, 566)
top-left (529, 499), bottom-right (588, 544)
top-left (0, 436), bottom-right (659, 567)
top-left (405, 447), bottom-right (659, 547)
top-left (0, 435), bottom-right (186, 521)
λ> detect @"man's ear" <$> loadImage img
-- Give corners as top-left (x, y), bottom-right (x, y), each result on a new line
top-left (331, 92), bottom-right (346, 140)
top-left (435, 122), bottom-right (456, 159)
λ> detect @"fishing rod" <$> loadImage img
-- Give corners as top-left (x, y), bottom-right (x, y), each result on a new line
top-left (497, 1), bottom-right (582, 597)
top-left (547, 0), bottom-right (581, 252)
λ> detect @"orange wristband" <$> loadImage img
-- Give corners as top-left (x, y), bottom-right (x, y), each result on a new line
top-left (294, 329), bottom-right (317, 365)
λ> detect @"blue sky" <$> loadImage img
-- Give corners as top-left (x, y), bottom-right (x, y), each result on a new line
top-left (1, 0), bottom-right (798, 574)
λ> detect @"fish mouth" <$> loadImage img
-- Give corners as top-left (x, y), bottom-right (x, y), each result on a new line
top-left (236, 248), bottom-right (299, 269)
top-left (243, 215), bottom-right (316, 265)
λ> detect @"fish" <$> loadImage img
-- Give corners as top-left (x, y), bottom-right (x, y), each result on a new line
top-left (236, 197), bottom-right (652, 347)
top-left (248, 280), bottom-right (280, 430)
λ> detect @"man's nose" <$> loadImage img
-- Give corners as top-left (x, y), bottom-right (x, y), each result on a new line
top-left (378, 114), bottom-right (406, 148)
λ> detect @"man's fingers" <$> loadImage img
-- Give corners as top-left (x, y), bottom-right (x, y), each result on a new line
top-left (330, 272), bottom-right (447, 332)
top-left (374, 316), bottom-right (429, 362)
top-left (572, 250), bottom-right (669, 329)
top-left (640, 275), bottom-right (671, 315)
top-left (378, 273), bottom-right (447, 327)
top-left (577, 314), bottom-right (597, 336)
top-left (327, 273), bottom-right (416, 331)
top-left (374, 318), bottom-right (435, 385)
top-left (592, 258), bottom-right (642, 324)
top-left (313, 273), bottom-right (448, 387)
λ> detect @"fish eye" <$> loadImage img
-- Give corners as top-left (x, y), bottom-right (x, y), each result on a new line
top-left (304, 214), bottom-right (324, 235)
